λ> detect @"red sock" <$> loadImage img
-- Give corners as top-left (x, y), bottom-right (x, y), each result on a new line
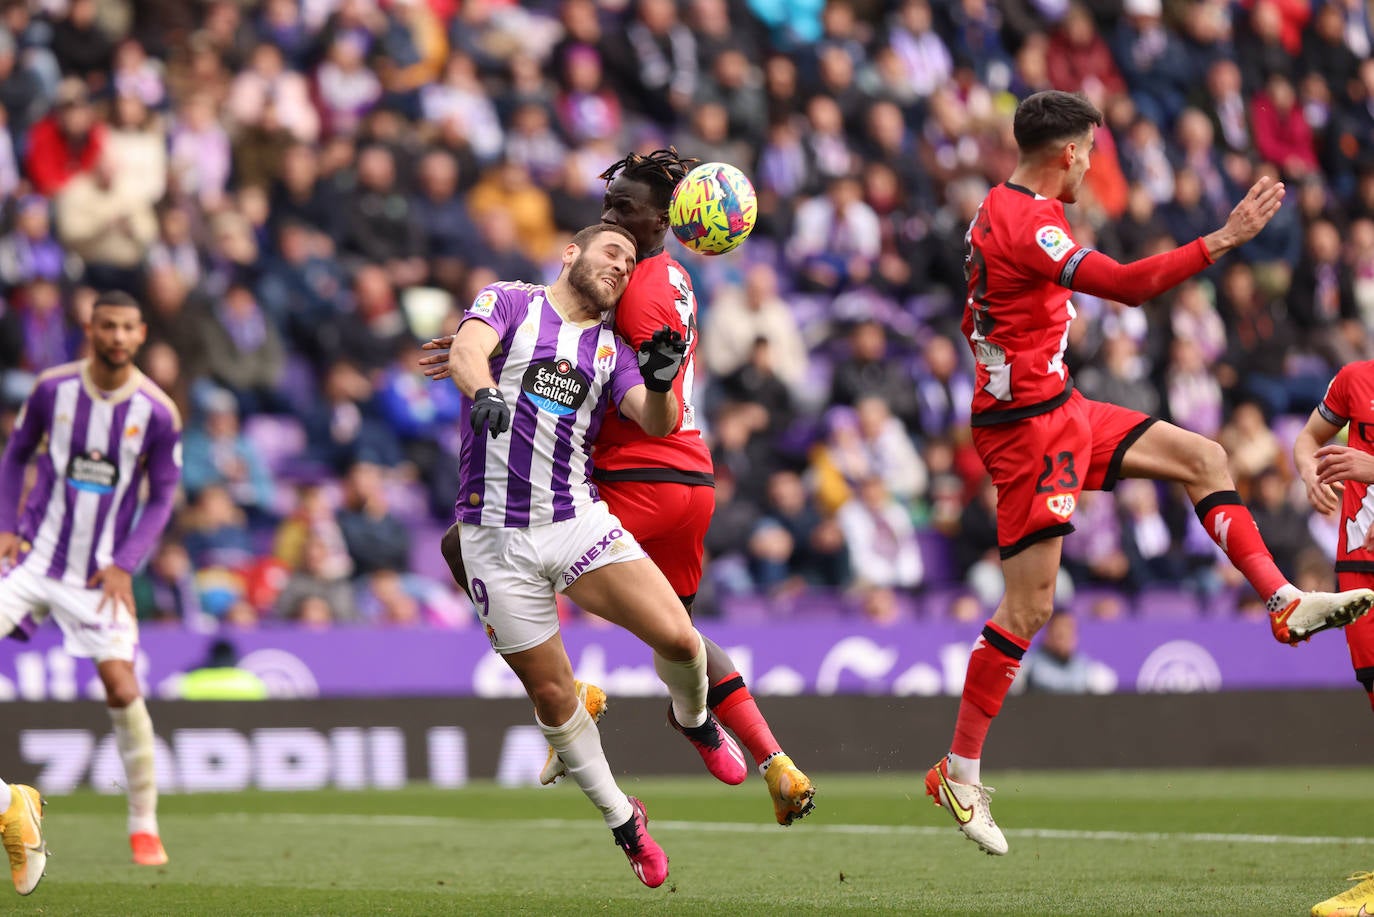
top-left (1194, 492), bottom-right (1287, 601)
top-left (951, 622), bottom-right (1030, 760)
top-left (709, 673), bottom-right (780, 767)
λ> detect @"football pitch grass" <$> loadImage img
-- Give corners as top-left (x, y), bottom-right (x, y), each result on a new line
top-left (14, 768), bottom-right (1374, 916)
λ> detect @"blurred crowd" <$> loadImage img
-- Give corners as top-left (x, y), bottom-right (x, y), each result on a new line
top-left (0, 0), bottom-right (1366, 632)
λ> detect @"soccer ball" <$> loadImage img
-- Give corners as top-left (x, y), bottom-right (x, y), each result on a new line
top-left (669, 162), bottom-right (758, 255)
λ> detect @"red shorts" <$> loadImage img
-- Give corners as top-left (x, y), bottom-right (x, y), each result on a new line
top-left (972, 389), bottom-right (1154, 558)
top-left (1336, 572), bottom-right (1374, 679)
top-left (595, 479), bottom-right (713, 598)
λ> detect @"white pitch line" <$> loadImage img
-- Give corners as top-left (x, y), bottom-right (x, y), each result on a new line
top-left (207, 813), bottom-right (1374, 847)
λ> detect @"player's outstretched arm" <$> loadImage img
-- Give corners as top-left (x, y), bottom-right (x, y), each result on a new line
top-left (1201, 175), bottom-right (1286, 260)
top-left (1067, 177), bottom-right (1285, 307)
top-left (419, 335), bottom-right (454, 381)
top-left (1294, 408), bottom-right (1345, 516)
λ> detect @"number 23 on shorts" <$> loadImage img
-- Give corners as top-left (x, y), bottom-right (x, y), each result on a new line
top-left (1035, 451), bottom-right (1079, 494)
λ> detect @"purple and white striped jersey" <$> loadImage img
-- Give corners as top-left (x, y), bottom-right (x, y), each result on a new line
top-left (455, 282), bottom-right (644, 528)
top-left (0, 361), bottom-right (182, 586)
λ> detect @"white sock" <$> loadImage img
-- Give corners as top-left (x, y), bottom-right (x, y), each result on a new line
top-left (653, 630), bottom-right (708, 728)
top-left (537, 704), bottom-right (633, 829)
top-left (1266, 583), bottom-right (1301, 612)
top-left (948, 753), bottom-right (981, 785)
top-left (109, 698), bottom-right (159, 835)
top-left (0, 781), bottom-right (11, 813)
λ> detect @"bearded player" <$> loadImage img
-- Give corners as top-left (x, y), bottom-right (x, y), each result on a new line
top-left (0, 291), bottom-right (180, 867)
top-left (926, 90), bottom-right (1373, 857)
top-left (422, 149), bottom-right (815, 826)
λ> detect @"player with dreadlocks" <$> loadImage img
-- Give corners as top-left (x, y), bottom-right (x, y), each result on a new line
top-left (422, 149), bottom-right (816, 826)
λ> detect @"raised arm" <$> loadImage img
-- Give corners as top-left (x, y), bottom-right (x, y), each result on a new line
top-left (1068, 177), bottom-right (1285, 306)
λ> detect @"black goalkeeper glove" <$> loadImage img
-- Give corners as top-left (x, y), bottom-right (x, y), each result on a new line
top-left (471, 387), bottom-right (511, 438)
top-left (637, 326), bottom-right (687, 393)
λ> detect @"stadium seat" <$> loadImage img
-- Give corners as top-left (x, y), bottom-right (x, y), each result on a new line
top-left (1132, 586), bottom-right (1203, 620)
top-left (243, 414), bottom-right (308, 478)
top-left (916, 586), bottom-right (981, 621)
top-left (916, 530), bottom-right (958, 587)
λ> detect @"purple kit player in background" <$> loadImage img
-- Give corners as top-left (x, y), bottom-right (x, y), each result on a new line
top-left (0, 290), bottom-right (181, 868)
top-left (447, 224), bottom-right (746, 888)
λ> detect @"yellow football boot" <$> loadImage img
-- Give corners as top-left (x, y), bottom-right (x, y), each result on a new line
top-left (764, 754), bottom-right (816, 826)
top-left (1, 784), bottom-right (46, 894)
top-left (540, 681), bottom-right (608, 785)
top-left (1312, 871), bottom-right (1374, 917)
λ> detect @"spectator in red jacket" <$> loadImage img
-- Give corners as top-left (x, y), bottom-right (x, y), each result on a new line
top-left (24, 78), bottom-right (106, 196)
top-left (1047, 4), bottom-right (1126, 99)
top-left (1250, 72), bottom-right (1319, 180)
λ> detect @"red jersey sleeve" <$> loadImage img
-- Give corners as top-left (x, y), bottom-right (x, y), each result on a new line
top-left (1320, 364), bottom-right (1354, 425)
top-left (1004, 203), bottom-right (1086, 284)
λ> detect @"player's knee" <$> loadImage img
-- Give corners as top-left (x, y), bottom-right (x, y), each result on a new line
top-left (104, 680), bottom-right (142, 708)
top-left (656, 622), bottom-right (702, 663)
top-left (1001, 597), bottom-right (1054, 637)
top-left (527, 679), bottom-right (577, 724)
top-left (1187, 438), bottom-right (1231, 488)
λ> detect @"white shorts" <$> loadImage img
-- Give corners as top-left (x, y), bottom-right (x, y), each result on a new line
top-left (459, 501), bottom-right (646, 654)
top-left (0, 557), bottom-right (138, 661)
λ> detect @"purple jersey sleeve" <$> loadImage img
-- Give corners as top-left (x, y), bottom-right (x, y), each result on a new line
top-left (0, 381), bottom-right (52, 533)
top-left (112, 406), bottom-right (182, 571)
top-left (460, 284), bottom-right (527, 342)
top-left (608, 334), bottom-right (645, 408)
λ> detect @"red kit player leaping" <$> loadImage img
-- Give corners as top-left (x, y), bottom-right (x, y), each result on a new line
top-left (928, 90), bottom-right (1374, 856)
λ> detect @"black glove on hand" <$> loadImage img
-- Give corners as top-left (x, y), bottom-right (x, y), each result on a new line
top-left (637, 326), bottom-right (687, 393)
top-left (471, 387), bottom-right (511, 438)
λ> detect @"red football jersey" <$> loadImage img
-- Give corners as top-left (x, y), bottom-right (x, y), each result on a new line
top-left (961, 182), bottom-right (1095, 425)
top-left (593, 249), bottom-right (714, 479)
top-left (1317, 361), bottom-right (1374, 567)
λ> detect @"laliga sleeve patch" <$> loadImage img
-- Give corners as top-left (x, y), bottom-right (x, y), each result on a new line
top-left (1034, 224), bottom-right (1075, 262)
top-left (469, 289), bottom-right (498, 317)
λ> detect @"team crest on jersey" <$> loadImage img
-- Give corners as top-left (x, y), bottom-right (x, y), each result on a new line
top-left (469, 289), bottom-right (498, 317)
top-left (67, 449), bottom-right (119, 495)
top-left (1035, 225), bottom-right (1074, 262)
top-left (484, 623), bottom-right (498, 647)
top-left (522, 359), bottom-right (590, 416)
top-left (594, 343), bottom-right (616, 371)
top-left (1046, 493), bottom-right (1076, 518)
